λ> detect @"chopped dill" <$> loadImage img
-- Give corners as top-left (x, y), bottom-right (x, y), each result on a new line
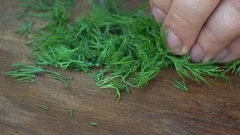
top-left (69, 108), bottom-right (73, 117)
top-left (172, 79), bottom-right (189, 91)
top-left (54, 76), bottom-right (72, 88)
top-left (37, 104), bottom-right (49, 111)
top-left (225, 60), bottom-right (240, 75)
top-left (7, 0), bottom-right (240, 101)
top-left (6, 63), bottom-right (60, 83)
top-left (168, 104), bottom-right (177, 111)
top-left (90, 121), bottom-right (98, 126)
top-left (6, 63), bottom-right (71, 87)
top-left (16, 21), bottom-right (34, 35)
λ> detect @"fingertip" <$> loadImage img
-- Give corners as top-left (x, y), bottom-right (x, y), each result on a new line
top-left (152, 6), bottom-right (166, 22)
top-left (220, 55), bottom-right (235, 63)
top-left (180, 46), bottom-right (190, 55)
top-left (190, 44), bottom-right (205, 62)
top-left (167, 30), bottom-right (182, 54)
top-left (214, 48), bottom-right (229, 62)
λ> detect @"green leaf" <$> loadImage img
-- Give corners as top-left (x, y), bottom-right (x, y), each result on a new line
top-left (16, 21), bottom-right (34, 35)
top-left (37, 104), bottom-right (49, 111)
top-left (69, 108), bottom-right (73, 117)
top-left (90, 121), bottom-right (98, 126)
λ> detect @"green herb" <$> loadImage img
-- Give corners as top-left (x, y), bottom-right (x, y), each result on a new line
top-left (168, 104), bottom-right (177, 111)
top-left (168, 55), bottom-right (228, 84)
top-left (225, 60), bottom-right (240, 75)
top-left (90, 121), bottom-right (98, 126)
top-left (19, 0), bottom-right (74, 30)
top-left (11, 0), bottom-right (240, 101)
top-left (6, 63), bottom-right (61, 83)
top-left (54, 76), bottom-right (72, 88)
top-left (69, 108), bottom-right (73, 117)
top-left (172, 79), bottom-right (189, 91)
top-left (37, 104), bottom-right (49, 111)
top-left (16, 21), bottom-right (34, 35)
top-left (6, 63), bottom-right (71, 87)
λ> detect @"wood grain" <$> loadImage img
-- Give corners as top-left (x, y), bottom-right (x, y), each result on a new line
top-left (0, 0), bottom-right (240, 135)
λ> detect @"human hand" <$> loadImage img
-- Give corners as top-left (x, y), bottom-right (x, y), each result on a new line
top-left (150, 0), bottom-right (240, 63)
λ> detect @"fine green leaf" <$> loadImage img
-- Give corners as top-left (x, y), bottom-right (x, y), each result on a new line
top-left (37, 104), bottom-right (49, 111)
top-left (69, 108), bottom-right (73, 117)
top-left (6, 63), bottom-right (65, 84)
top-left (224, 60), bottom-right (240, 75)
top-left (172, 79), bottom-right (189, 91)
top-left (16, 21), bottom-right (34, 35)
top-left (54, 76), bottom-right (72, 88)
top-left (168, 104), bottom-right (177, 111)
top-left (90, 121), bottom-right (98, 126)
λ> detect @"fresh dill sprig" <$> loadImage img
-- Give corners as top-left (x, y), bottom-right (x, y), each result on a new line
top-left (16, 21), bottom-right (34, 35)
top-left (167, 55), bottom-right (229, 84)
top-left (18, 0), bottom-right (75, 30)
top-left (172, 79), bottom-right (189, 91)
top-left (168, 104), bottom-right (177, 111)
top-left (69, 108), bottom-right (73, 117)
top-left (54, 76), bottom-right (72, 88)
top-left (6, 63), bottom-right (61, 83)
top-left (6, 63), bottom-right (72, 87)
top-left (90, 121), bottom-right (98, 126)
top-left (37, 104), bottom-right (49, 111)
top-left (225, 60), bottom-right (240, 75)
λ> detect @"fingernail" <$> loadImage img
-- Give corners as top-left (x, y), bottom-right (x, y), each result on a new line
top-left (203, 55), bottom-right (213, 62)
top-left (167, 30), bottom-right (182, 54)
top-left (215, 49), bottom-right (229, 62)
top-left (152, 6), bottom-right (166, 22)
top-left (190, 44), bottom-right (205, 62)
top-left (220, 55), bottom-right (234, 63)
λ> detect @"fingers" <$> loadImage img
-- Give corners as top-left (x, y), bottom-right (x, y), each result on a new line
top-left (218, 36), bottom-right (240, 63)
top-left (151, 0), bottom-right (240, 63)
top-left (164, 0), bottom-right (220, 54)
top-left (150, 0), bottom-right (173, 22)
top-left (191, 0), bottom-right (240, 62)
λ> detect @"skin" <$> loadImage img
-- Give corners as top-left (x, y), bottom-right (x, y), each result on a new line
top-left (150, 0), bottom-right (240, 63)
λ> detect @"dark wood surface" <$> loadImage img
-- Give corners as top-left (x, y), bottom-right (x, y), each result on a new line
top-left (1, 0), bottom-right (240, 135)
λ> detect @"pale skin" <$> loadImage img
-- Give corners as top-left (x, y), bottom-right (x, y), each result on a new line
top-left (150, 0), bottom-right (240, 63)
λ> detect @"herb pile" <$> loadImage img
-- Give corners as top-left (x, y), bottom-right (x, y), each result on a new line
top-left (8, 0), bottom-right (239, 100)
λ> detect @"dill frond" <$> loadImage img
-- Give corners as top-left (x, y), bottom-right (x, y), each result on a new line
top-left (6, 63), bottom-right (72, 87)
top-left (172, 79), bottom-right (189, 91)
top-left (69, 108), bottom-right (73, 117)
top-left (16, 21), bottom-right (34, 35)
top-left (54, 76), bottom-right (72, 88)
top-left (225, 60), bottom-right (240, 75)
top-left (168, 104), bottom-right (177, 111)
top-left (37, 104), bottom-right (49, 111)
top-left (90, 121), bottom-right (98, 126)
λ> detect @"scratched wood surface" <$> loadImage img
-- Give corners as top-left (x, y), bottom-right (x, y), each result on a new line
top-left (0, 0), bottom-right (240, 135)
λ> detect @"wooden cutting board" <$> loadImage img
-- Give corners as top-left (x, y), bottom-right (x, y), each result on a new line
top-left (0, 0), bottom-right (239, 135)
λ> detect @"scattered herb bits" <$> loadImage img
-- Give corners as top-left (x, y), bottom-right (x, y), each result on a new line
top-left (16, 21), bottom-right (34, 35)
top-left (172, 79), bottom-right (189, 91)
top-left (6, 63), bottom-right (60, 83)
top-left (90, 121), bottom-right (98, 126)
top-left (7, 63), bottom-right (72, 87)
top-left (168, 104), bottom-right (177, 111)
top-left (69, 108), bottom-right (73, 117)
top-left (37, 104), bottom-right (49, 111)
top-left (54, 77), bottom-right (72, 88)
